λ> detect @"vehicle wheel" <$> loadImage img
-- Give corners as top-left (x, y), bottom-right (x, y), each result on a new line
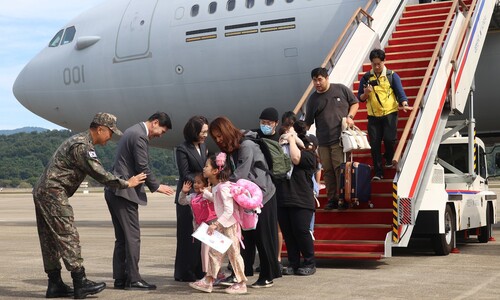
top-left (432, 205), bottom-right (455, 255)
top-left (478, 204), bottom-right (492, 243)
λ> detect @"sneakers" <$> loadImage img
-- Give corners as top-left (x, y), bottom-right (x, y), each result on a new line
top-left (384, 163), bottom-right (394, 168)
top-left (372, 175), bottom-right (383, 181)
top-left (219, 275), bottom-right (237, 286)
top-left (251, 279), bottom-right (274, 288)
top-left (282, 267), bottom-right (296, 276)
top-left (189, 278), bottom-right (213, 293)
top-left (324, 198), bottom-right (339, 210)
top-left (295, 266), bottom-right (316, 276)
top-left (337, 200), bottom-right (349, 211)
top-left (225, 282), bottom-right (247, 294)
top-left (213, 272), bottom-right (226, 286)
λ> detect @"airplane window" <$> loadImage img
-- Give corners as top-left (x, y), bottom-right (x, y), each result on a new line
top-left (209, 2), bottom-right (217, 14)
top-left (191, 4), bottom-right (199, 17)
top-left (49, 29), bottom-right (64, 47)
top-left (227, 0), bottom-right (236, 11)
top-left (246, 0), bottom-right (254, 8)
top-left (61, 26), bottom-right (76, 45)
top-left (266, 0), bottom-right (274, 5)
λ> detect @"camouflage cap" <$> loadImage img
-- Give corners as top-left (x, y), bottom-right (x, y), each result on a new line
top-left (92, 112), bottom-right (123, 136)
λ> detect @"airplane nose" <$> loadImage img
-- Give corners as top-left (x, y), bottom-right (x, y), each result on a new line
top-left (12, 67), bottom-right (31, 110)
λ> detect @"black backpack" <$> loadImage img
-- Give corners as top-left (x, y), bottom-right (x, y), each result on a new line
top-left (362, 69), bottom-right (394, 88)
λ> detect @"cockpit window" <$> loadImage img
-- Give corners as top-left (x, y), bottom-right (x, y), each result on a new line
top-left (227, 0), bottom-right (236, 11)
top-left (61, 26), bottom-right (76, 45)
top-left (209, 1), bottom-right (217, 14)
top-left (246, 0), bottom-right (254, 9)
top-left (191, 4), bottom-right (199, 16)
top-left (49, 29), bottom-right (64, 47)
top-left (266, 0), bottom-right (274, 5)
top-left (286, 0), bottom-right (294, 3)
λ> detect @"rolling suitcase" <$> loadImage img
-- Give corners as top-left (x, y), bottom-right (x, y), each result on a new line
top-left (339, 161), bottom-right (372, 207)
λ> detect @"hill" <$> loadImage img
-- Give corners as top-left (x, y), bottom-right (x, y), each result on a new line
top-left (0, 130), bottom-right (177, 188)
top-left (0, 127), bottom-right (49, 135)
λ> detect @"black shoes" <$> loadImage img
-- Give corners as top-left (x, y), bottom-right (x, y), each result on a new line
top-left (113, 278), bottom-right (126, 289)
top-left (46, 270), bottom-right (73, 298)
top-left (251, 279), bottom-right (274, 288)
top-left (324, 198), bottom-right (339, 210)
top-left (281, 267), bottom-right (296, 276)
top-left (71, 267), bottom-right (106, 299)
top-left (125, 279), bottom-right (157, 290)
top-left (295, 266), bottom-right (316, 276)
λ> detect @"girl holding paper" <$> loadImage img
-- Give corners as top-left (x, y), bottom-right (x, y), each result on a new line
top-left (189, 152), bottom-right (247, 295)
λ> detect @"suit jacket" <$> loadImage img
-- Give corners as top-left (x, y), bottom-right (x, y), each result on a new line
top-left (108, 122), bottom-right (160, 205)
top-left (174, 141), bottom-right (207, 204)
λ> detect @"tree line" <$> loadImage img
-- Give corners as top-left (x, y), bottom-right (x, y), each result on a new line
top-left (0, 130), bottom-right (178, 188)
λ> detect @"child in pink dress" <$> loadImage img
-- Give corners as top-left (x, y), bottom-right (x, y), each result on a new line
top-left (189, 153), bottom-right (247, 294)
top-left (178, 173), bottom-right (218, 276)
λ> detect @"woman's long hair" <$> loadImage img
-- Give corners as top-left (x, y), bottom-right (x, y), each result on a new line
top-left (209, 116), bottom-right (243, 153)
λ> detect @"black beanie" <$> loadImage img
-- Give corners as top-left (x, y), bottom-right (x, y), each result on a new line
top-left (259, 107), bottom-right (279, 122)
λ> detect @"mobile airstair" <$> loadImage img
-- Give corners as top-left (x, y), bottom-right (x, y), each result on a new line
top-left (293, 0), bottom-right (497, 259)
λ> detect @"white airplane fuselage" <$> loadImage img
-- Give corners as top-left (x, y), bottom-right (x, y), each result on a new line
top-left (13, 0), bottom-right (368, 147)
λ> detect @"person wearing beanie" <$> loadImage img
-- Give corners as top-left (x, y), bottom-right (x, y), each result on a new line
top-left (252, 107), bottom-right (280, 141)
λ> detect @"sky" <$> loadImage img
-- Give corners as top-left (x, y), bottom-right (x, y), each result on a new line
top-left (0, 0), bottom-right (106, 130)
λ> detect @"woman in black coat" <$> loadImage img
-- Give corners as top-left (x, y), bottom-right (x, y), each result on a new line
top-left (174, 116), bottom-right (209, 281)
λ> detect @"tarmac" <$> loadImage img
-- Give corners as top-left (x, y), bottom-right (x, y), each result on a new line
top-left (0, 188), bottom-right (499, 300)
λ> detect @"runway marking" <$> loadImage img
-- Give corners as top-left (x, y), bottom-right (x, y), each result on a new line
top-left (453, 272), bottom-right (500, 300)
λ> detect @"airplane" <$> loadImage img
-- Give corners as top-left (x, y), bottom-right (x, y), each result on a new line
top-left (12, 0), bottom-right (500, 148)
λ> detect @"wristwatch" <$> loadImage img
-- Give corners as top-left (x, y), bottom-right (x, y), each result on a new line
top-left (348, 114), bottom-right (354, 119)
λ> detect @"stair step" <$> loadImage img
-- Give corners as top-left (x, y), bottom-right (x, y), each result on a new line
top-left (398, 13), bottom-right (451, 25)
top-left (317, 194), bottom-right (394, 209)
top-left (392, 27), bottom-right (447, 39)
top-left (396, 20), bottom-right (446, 32)
top-left (315, 209), bottom-right (393, 224)
top-left (313, 241), bottom-right (385, 253)
top-left (405, 1), bottom-right (453, 12)
top-left (389, 34), bottom-right (443, 46)
top-left (385, 41), bottom-right (439, 54)
top-left (313, 224), bottom-right (391, 241)
top-left (402, 6), bottom-right (453, 19)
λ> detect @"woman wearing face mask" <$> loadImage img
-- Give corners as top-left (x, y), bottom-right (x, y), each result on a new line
top-left (252, 107), bottom-right (280, 142)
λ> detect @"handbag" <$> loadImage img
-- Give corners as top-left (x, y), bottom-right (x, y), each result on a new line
top-left (340, 125), bottom-right (371, 153)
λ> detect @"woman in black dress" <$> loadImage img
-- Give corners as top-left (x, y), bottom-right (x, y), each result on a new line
top-left (174, 115), bottom-right (209, 281)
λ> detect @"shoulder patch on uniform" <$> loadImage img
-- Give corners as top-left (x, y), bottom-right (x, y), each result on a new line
top-left (88, 151), bottom-right (97, 158)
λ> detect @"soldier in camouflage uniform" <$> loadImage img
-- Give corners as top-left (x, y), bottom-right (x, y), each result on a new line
top-left (33, 112), bottom-right (147, 299)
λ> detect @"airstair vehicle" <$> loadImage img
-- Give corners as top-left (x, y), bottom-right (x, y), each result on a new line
top-left (293, 0), bottom-right (499, 259)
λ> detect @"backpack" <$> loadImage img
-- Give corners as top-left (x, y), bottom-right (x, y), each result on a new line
top-left (229, 179), bottom-right (263, 231)
top-left (190, 193), bottom-right (217, 225)
top-left (247, 137), bottom-right (292, 180)
top-left (362, 69), bottom-right (393, 88)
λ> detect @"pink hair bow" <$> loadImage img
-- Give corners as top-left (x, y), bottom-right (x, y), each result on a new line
top-left (216, 152), bottom-right (227, 171)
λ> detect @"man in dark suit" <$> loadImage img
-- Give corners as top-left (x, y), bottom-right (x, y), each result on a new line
top-left (105, 112), bottom-right (175, 290)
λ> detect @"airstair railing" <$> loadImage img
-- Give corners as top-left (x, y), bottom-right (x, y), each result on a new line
top-left (292, 0), bottom-right (377, 115)
top-left (450, 0), bottom-right (477, 71)
top-left (392, 0), bottom-right (466, 166)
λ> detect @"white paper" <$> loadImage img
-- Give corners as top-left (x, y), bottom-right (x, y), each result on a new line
top-left (192, 222), bottom-right (232, 254)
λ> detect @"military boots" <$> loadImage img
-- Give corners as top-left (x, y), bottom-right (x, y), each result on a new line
top-left (46, 269), bottom-right (73, 298)
top-left (71, 267), bottom-right (106, 299)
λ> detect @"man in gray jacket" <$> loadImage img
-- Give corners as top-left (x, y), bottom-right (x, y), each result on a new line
top-left (105, 112), bottom-right (175, 290)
